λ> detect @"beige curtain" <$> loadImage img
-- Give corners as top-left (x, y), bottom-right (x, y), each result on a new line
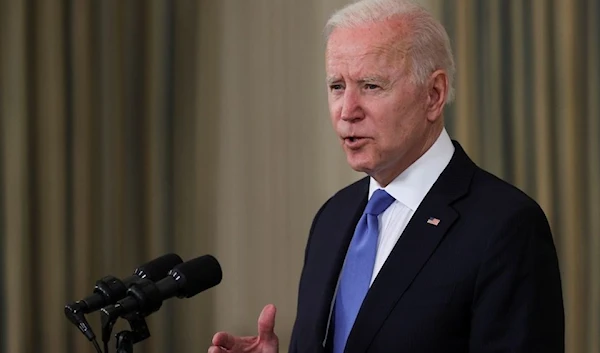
top-left (1, 1), bottom-right (598, 353)
top-left (0, 0), bottom-right (357, 352)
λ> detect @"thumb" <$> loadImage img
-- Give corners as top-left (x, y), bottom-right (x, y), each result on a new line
top-left (257, 304), bottom-right (277, 341)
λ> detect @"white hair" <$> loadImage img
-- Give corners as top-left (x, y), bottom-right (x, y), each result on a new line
top-left (325, 0), bottom-right (456, 103)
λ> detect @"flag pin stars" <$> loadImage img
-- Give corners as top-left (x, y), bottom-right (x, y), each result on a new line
top-left (427, 217), bottom-right (440, 226)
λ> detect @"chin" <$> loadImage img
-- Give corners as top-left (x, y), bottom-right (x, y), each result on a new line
top-left (345, 155), bottom-right (374, 174)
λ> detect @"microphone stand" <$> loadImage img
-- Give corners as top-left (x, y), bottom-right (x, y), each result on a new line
top-left (115, 331), bottom-right (134, 353)
top-left (102, 311), bottom-right (150, 353)
top-left (115, 315), bottom-right (150, 353)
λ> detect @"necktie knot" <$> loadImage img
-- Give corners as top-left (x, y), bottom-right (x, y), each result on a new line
top-left (364, 189), bottom-right (395, 216)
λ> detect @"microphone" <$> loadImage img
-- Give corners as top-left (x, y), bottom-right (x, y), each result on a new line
top-left (100, 254), bottom-right (222, 322)
top-left (64, 253), bottom-right (183, 341)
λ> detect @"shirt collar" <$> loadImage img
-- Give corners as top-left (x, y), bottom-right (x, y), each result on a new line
top-left (369, 128), bottom-right (455, 211)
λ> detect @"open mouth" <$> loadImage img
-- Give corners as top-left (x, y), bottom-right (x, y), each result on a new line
top-left (343, 136), bottom-right (368, 148)
top-left (345, 136), bottom-right (365, 141)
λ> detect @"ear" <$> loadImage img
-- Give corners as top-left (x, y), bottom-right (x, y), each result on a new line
top-left (426, 70), bottom-right (448, 122)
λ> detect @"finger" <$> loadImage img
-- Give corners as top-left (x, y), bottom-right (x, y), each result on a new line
top-left (212, 332), bottom-right (236, 349)
top-left (207, 346), bottom-right (227, 353)
top-left (207, 346), bottom-right (226, 353)
top-left (257, 304), bottom-right (277, 341)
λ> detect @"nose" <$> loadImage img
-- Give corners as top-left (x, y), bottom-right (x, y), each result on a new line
top-left (340, 88), bottom-right (364, 122)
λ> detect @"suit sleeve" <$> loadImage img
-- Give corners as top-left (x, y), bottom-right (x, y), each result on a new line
top-left (469, 204), bottom-right (565, 353)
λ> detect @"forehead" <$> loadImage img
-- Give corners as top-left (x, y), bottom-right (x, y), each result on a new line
top-left (325, 20), bottom-right (409, 76)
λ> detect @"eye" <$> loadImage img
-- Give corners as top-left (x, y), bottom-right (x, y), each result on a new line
top-left (364, 83), bottom-right (380, 90)
top-left (329, 84), bottom-right (344, 91)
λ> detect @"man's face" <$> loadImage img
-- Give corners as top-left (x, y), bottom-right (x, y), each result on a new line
top-left (326, 20), bottom-right (431, 185)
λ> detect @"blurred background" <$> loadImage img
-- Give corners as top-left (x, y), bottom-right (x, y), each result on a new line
top-left (0, 0), bottom-right (598, 352)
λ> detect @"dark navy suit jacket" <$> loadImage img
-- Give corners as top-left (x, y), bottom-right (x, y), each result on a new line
top-left (289, 141), bottom-right (564, 353)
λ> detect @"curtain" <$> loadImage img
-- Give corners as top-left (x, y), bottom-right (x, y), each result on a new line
top-left (1, 0), bottom-right (219, 352)
top-left (1, 0), bottom-right (357, 352)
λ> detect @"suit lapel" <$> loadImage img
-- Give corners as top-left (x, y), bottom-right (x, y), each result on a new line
top-left (345, 142), bottom-right (476, 353)
top-left (297, 178), bottom-right (369, 352)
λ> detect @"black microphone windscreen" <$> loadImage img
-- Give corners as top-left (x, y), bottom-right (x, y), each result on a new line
top-left (171, 255), bottom-right (222, 298)
top-left (134, 253), bottom-right (183, 281)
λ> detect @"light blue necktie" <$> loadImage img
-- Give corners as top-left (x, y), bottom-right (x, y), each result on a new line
top-left (333, 189), bottom-right (395, 353)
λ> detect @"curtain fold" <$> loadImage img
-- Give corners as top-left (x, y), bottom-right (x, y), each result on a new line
top-left (585, 2), bottom-right (600, 352)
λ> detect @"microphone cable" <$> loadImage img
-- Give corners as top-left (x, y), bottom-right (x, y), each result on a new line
top-left (92, 338), bottom-right (103, 353)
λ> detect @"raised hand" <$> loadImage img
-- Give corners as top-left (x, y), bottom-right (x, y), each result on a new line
top-left (208, 304), bottom-right (279, 353)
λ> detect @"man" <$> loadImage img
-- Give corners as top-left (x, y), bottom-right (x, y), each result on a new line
top-left (208, 0), bottom-right (564, 352)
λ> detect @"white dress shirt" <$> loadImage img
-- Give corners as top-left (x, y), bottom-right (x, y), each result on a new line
top-left (368, 128), bottom-right (455, 285)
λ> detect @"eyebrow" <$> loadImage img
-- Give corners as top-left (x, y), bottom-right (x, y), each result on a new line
top-left (326, 76), bottom-right (341, 85)
top-left (359, 76), bottom-right (389, 85)
top-left (326, 76), bottom-right (390, 86)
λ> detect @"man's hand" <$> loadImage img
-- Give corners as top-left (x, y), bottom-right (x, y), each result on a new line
top-left (208, 304), bottom-right (279, 353)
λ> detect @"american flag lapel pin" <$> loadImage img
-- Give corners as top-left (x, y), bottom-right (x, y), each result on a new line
top-left (427, 217), bottom-right (440, 226)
